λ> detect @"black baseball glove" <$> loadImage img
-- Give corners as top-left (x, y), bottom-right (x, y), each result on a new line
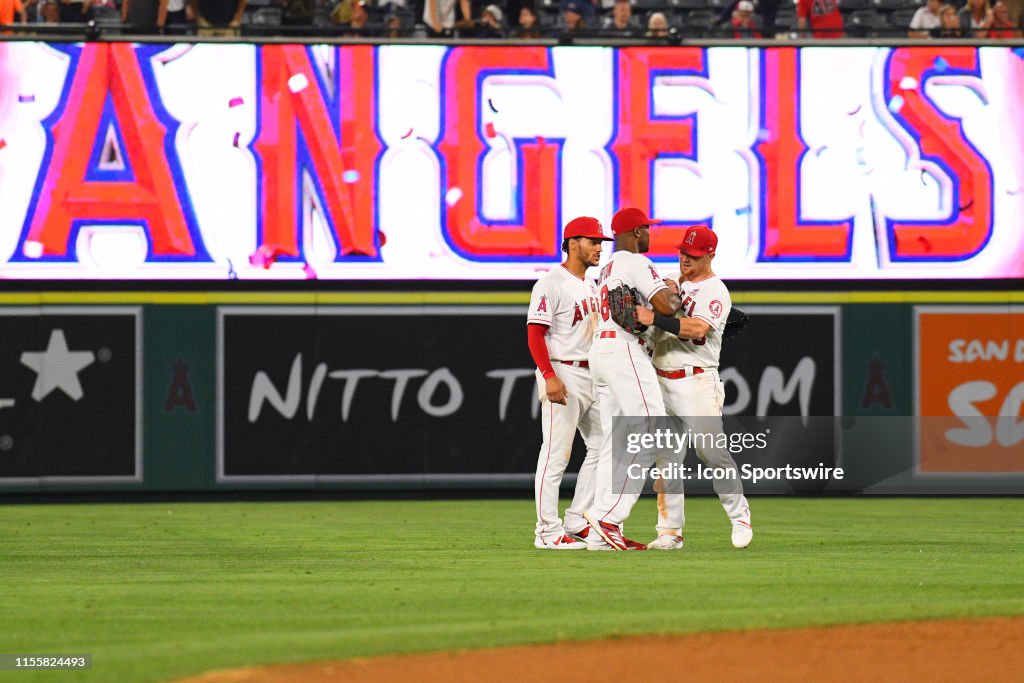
top-left (723, 307), bottom-right (749, 339)
top-left (608, 284), bottom-right (648, 334)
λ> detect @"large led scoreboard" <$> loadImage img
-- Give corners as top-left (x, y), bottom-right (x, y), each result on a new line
top-left (0, 42), bottom-right (1022, 279)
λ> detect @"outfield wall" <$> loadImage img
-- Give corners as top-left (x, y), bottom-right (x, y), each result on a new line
top-left (2, 39), bottom-right (1022, 494)
top-left (0, 289), bottom-right (1020, 495)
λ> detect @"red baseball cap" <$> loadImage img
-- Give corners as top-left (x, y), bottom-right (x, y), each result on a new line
top-left (563, 216), bottom-right (612, 241)
top-left (675, 225), bottom-right (717, 258)
top-left (611, 207), bottom-right (662, 236)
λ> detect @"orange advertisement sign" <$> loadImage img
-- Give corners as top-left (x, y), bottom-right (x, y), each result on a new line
top-left (916, 306), bottom-right (1024, 474)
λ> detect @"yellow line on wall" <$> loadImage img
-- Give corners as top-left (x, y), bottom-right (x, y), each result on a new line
top-left (732, 291), bottom-right (1024, 304)
top-left (0, 291), bottom-right (1019, 305)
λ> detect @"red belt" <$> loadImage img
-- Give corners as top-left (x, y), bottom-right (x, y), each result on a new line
top-left (556, 360), bottom-right (589, 368)
top-left (600, 331), bottom-right (647, 345)
top-left (656, 367), bottom-right (704, 379)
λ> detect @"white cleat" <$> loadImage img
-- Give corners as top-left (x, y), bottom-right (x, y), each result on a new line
top-left (731, 520), bottom-right (753, 549)
top-left (647, 534), bottom-right (684, 550)
top-left (535, 534), bottom-right (587, 550)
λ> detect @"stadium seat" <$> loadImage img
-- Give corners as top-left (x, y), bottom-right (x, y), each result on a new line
top-left (682, 8), bottom-right (717, 31)
top-left (872, 0), bottom-right (920, 9)
top-left (313, 6), bottom-right (333, 27)
top-left (244, 6), bottom-right (283, 26)
top-left (839, 0), bottom-right (874, 11)
top-left (888, 7), bottom-right (917, 28)
top-left (845, 8), bottom-right (886, 35)
top-left (670, 0), bottom-right (714, 11)
top-left (634, 0), bottom-right (672, 9)
top-left (93, 12), bottom-right (122, 35)
top-left (774, 7), bottom-right (796, 30)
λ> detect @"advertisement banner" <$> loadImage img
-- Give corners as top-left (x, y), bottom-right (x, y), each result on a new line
top-left (1, 43), bottom-right (1023, 280)
top-left (915, 306), bottom-right (1024, 475)
top-left (216, 305), bottom-right (838, 483)
top-left (0, 307), bottom-right (142, 483)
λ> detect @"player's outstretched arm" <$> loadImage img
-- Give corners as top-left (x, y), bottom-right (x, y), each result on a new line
top-left (649, 289), bottom-right (681, 316)
top-left (635, 307), bottom-right (711, 340)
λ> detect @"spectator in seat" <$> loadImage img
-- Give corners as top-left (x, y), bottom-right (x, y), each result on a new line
top-left (339, 0), bottom-right (377, 34)
top-left (796, 0), bottom-right (843, 37)
top-left (559, 0), bottom-right (592, 35)
top-left (330, 0), bottom-right (352, 24)
top-left (986, 0), bottom-right (1019, 35)
top-left (958, 0), bottom-right (989, 35)
top-left (38, 0), bottom-right (59, 20)
top-left (1, 0), bottom-right (28, 25)
top-left (90, 0), bottom-right (120, 19)
top-left (909, 0), bottom-right (943, 36)
top-left (385, 11), bottom-right (402, 36)
top-left (59, 0), bottom-right (89, 23)
top-left (937, 3), bottom-right (962, 35)
top-left (565, 0), bottom-right (598, 35)
top-left (646, 10), bottom-right (668, 36)
top-left (190, 0), bottom-right (246, 36)
top-left (731, 0), bottom-right (759, 36)
top-left (467, 3), bottom-right (504, 36)
top-left (513, 5), bottom-right (542, 37)
top-left (277, 0), bottom-right (313, 28)
top-left (601, 0), bottom-right (641, 35)
top-left (423, 0), bottom-right (472, 37)
top-left (123, 0), bottom-right (167, 32)
top-left (162, 0), bottom-right (189, 33)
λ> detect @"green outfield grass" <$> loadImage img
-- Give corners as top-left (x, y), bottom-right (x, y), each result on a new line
top-left (1, 497), bottom-right (1022, 682)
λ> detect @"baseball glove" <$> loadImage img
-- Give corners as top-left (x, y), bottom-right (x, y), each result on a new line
top-left (723, 307), bottom-right (750, 339)
top-left (608, 284), bottom-right (648, 334)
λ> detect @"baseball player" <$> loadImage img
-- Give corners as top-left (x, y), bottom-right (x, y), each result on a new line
top-left (528, 216), bottom-right (612, 549)
top-left (582, 207), bottom-right (682, 551)
top-left (637, 225), bottom-right (753, 550)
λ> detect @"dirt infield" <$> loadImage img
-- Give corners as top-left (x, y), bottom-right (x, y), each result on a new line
top-left (174, 617), bottom-right (1024, 683)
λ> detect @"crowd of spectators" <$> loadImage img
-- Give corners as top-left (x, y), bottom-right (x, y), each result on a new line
top-left (1, 0), bottom-right (1022, 38)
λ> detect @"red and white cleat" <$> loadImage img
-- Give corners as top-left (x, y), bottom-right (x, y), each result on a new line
top-left (535, 534), bottom-right (587, 550)
top-left (583, 513), bottom-right (645, 551)
top-left (731, 520), bottom-right (753, 549)
top-left (647, 534), bottom-right (684, 550)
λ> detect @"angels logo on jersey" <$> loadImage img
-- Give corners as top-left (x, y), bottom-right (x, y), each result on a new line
top-left (709, 300), bottom-right (723, 318)
top-left (535, 295), bottom-right (548, 313)
top-left (570, 296), bottom-right (600, 326)
top-left (648, 265), bottom-right (660, 282)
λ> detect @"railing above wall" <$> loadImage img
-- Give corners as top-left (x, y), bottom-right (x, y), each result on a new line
top-left (2, 21), bottom-right (1024, 44)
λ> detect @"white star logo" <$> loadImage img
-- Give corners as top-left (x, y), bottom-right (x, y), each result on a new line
top-left (20, 329), bottom-right (96, 402)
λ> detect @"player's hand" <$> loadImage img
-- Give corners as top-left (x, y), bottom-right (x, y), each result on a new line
top-left (635, 306), bottom-right (654, 326)
top-left (545, 376), bottom-right (568, 405)
top-left (663, 278), bottom-right (679, 295)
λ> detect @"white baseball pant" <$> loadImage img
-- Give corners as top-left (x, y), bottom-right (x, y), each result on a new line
top-left (586, 332), bottom-right (674, 529)
top-left (656, 368), bottom-right (750, 534)
top-left (534, 364), bottom-right (600, 543)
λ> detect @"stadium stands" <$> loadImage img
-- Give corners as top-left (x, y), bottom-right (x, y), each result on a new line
top-left (2, 0), bottom-right (1022, 39)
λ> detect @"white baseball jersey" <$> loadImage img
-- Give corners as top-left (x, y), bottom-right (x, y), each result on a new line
top-left (528, 263), bottom-right (602, 546)
top-left (596, 251), bottom-right (668, 336)
top-left (528, 265), bottom-right (600, 360)
top-left (652, 275), bottom-right (731, 370)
